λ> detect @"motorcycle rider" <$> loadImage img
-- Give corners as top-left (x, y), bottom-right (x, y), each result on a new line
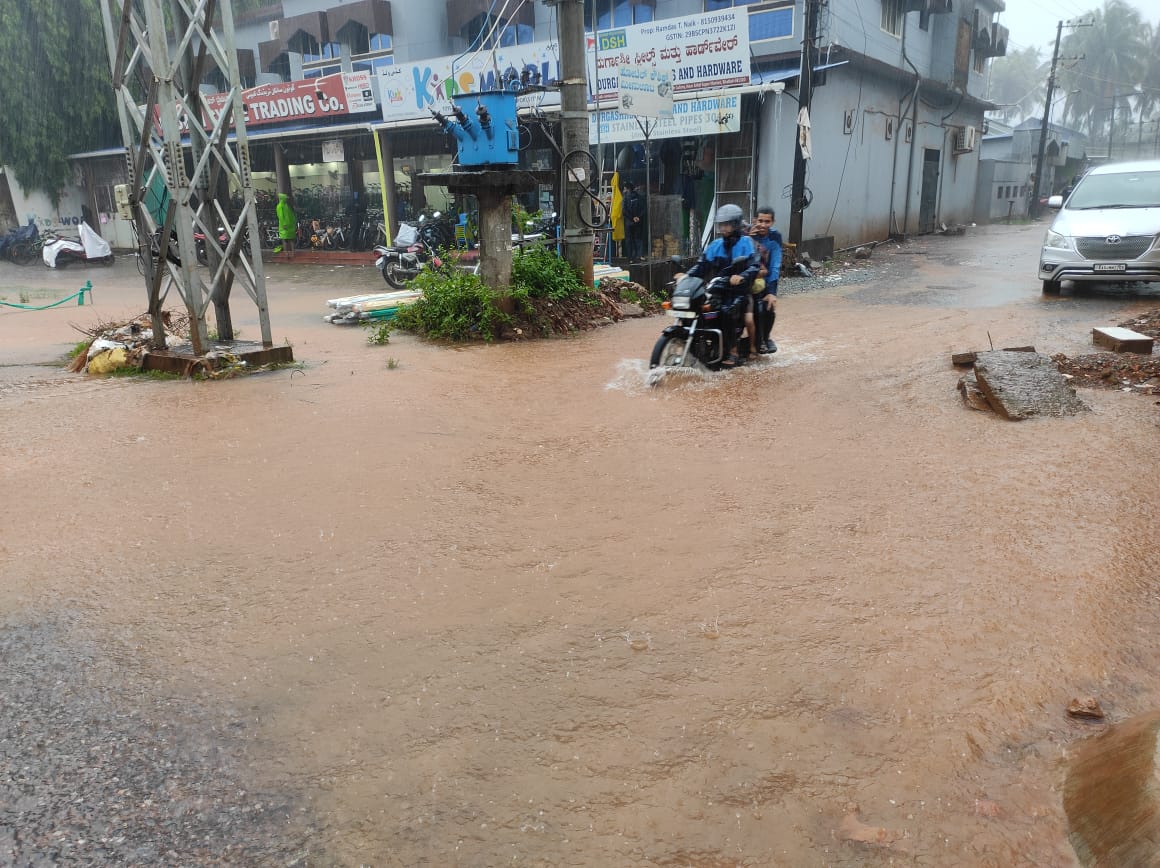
top-left (675, 203), bottom-right (759, 367)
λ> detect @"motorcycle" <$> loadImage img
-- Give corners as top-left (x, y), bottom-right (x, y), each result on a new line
top-left (195, 225), bottom-right (252, 265)
top-left (42, 222), bottom-right (114, 269)
top-left (374, 222), bottom-right (443, 288)
top-left (649, 255), bottom-right (752, 371)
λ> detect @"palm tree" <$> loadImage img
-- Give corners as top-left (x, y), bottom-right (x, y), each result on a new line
top-left (1056, 0), bottom-right (1148, 143)
top-left (1136, 25), bottom-right (1160, 123)
top-left (987, 46), bottom-right (1048, 124)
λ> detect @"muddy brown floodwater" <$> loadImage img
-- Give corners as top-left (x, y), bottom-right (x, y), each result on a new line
top-left (2, 223), bottom-right (1159, 866)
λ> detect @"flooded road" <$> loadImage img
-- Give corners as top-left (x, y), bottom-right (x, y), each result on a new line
top-left (3, 223), bottom-right (1159, 865)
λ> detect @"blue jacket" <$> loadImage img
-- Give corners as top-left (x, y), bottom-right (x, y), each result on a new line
top-left (753, 229), bottom-right (783, 292)
top-left (686, 233), bottom-right (759, 289)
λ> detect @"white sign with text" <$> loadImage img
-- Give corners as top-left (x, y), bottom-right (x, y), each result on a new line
top-left (617, 65), bottom-right (674, 118)
top-left (590, 93), bottom-right (742, 144)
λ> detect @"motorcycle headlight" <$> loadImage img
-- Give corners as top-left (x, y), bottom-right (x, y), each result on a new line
top-left (1043, 230), bottom-right (1071, 250)
top-left (671, 296), bottom-right (691, 310)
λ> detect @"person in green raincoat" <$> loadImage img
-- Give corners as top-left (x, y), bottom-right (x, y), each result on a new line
top-left (276, 193), bottom-right (297, 259)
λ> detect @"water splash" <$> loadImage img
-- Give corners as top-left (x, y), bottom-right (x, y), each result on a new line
top-left (606, 343), bottom-right (821, 395)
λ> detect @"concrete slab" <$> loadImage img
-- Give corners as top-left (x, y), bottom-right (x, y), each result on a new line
top-left (140, 340), bottom-right (294, 376)
top-left (952, 346), bottom-right (1036, 366)
top-left (1093, 327), bottom-right (1154, 354)
top-left (973, 350), bottom-right (1089, 420)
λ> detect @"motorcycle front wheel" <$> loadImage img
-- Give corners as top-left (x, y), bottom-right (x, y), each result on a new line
top-left (382, 260), bottom-right (410, 288)
top-left (649, 331), bottom-right (692, 369)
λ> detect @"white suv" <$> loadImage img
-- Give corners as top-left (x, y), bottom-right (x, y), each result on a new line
top-left (1039, 160), bottom-right (1160, 294)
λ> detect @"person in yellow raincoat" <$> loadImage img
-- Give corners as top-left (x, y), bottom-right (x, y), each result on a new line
top-left (609, 170), bottom-right (624, 261)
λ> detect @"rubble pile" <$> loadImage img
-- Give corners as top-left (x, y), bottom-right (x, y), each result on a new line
top-left (68, 312), bottom-right (190, 375)
top-left (1053, 308), bottom-right (1160, 395)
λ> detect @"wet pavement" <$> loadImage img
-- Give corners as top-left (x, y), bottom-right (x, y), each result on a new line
top-left (2, 223), bottom-right (1159, 865)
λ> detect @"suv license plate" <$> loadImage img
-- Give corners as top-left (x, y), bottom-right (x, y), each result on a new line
top-left (1094, 263), bottom-right (1127, 272)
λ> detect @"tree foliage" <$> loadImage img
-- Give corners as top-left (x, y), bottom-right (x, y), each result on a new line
top-left (0, 0), bottom-right (115, 203)
top-left (1057, 0), bottom-right (1150, 138)
top-left (987, 46), bottom-right (1048, 124)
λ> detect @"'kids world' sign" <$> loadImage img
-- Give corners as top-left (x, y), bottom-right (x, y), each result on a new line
top-left (379, 42), bottom-right (562, 122)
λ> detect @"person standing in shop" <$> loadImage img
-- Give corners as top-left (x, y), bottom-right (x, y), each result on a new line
top-left (622, 181), bottom-right (646, 262)
top-left (276, 192), bottom-right (297, 261)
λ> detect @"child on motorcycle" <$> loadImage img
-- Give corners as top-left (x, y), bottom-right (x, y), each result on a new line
top-left (676, 203), bottom-right (760, 367)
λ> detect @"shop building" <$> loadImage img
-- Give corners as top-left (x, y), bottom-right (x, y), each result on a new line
top-left (60, 0), bottom-right (1009, 257)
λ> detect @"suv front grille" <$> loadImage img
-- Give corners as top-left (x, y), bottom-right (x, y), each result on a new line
top-left (1075, 235), bottom-right (1154, 260)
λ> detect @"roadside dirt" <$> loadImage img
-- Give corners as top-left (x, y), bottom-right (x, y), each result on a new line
top-left (2, 224), bottom-right (1160, 866)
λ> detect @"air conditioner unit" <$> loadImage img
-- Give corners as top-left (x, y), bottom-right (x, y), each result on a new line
top-left (953, 125), bottom-right (977, 153)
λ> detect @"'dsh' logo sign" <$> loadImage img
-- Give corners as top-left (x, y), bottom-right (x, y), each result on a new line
top-left (599, 30), bottom-right (627, 51)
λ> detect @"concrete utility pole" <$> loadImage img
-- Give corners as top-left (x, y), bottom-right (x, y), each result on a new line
top-left (789, 0), bottom-right (820, 245)
top-left (549, 0), bottom-right (595, 286)
top-left (1030, 21), bottom-right (1062, 219)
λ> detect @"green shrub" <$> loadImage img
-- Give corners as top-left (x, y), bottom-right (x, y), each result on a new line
top-left (364, 319), bottom-right (392, 345)
top-left (511, 245), bottom-right (585, 300)
top-left (392, 261), bottom-right (511, 341)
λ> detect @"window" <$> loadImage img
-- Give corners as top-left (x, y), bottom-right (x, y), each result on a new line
top-left (304, 29), bottom-right (393, 78)
top-left (749, 7), bottom-right (792, 40)
top-left (996, 187), bottom-right (1003, 200)
top-left (705, 0), bottom-right (792, 43)
top-left (499, 23), bottom-right (535, 46)
top-left (463, 14), bottom-right (534, 48)
top-left (304, 64), bottom-right (340, 79)
top-left (881, 0), bottom-right (904, 36)
top-left (585, 0), bottom-right (654, 30)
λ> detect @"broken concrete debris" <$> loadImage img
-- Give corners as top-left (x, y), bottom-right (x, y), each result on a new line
top-left (958, 350), bottom-right (1089, 419)
top-left (951, 346), bottom-right (1036, 366)
top-left (1067, 697), bottom-right (1106, 720)
top-left (1092, 326), bottom-right (1154, 355)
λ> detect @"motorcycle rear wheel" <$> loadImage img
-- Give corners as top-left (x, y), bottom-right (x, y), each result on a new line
top-left (8, 242), bottom-right (34, 266)
top-left (649, 332), bottom-right (692, 369)
top-left (382, 260), bottom-right (410, 288)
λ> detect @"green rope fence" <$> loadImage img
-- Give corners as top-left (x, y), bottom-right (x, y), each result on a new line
top-left (0, 281), bottom-right (92, 310)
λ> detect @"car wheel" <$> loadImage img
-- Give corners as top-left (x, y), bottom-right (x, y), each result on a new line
top-left (1042, 279), bottom-right (1062, 295)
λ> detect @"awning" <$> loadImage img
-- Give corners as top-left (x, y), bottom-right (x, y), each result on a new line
top-left (272, 11), bottom-right (329, 47)
top-left (326, 0), bottom-right (393, 42)
top-left (259, 38), bottom-right (286, 73)
top-left (202, 48), bottom-right (256, 84)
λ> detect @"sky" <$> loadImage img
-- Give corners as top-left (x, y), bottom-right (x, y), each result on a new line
top-left (998, 0), bottom-right (1160, 57)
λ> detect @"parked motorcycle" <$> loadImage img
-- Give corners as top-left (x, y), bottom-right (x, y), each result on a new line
top-left (649, 255), bottom-right (752, 371)
top-left (374, 222), bottom-right (443, 288)
top-left (43, 222), bottom-right (114, 269)
top-left (0, 221), bottom-right (39, 265)
top-left (195, 225), bottom-right (252, 265)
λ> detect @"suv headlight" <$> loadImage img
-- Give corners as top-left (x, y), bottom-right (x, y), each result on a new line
top-left (1043, 230), bottom-right (1071, 251)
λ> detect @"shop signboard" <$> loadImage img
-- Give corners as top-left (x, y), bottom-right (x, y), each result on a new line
top-left (590, 93), bottom-right (741, 144)
top-left (379, 42), bottom-right (563, 123)
top-left (587, 8), bottom-right (749, 103)
top-left (202, 72), bottom-right (375, 128)
top-left (617, 65), bottom-right (674, 118)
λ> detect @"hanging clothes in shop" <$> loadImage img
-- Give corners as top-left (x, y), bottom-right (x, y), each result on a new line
top-left (610, 170), bottom-right (625, 244)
